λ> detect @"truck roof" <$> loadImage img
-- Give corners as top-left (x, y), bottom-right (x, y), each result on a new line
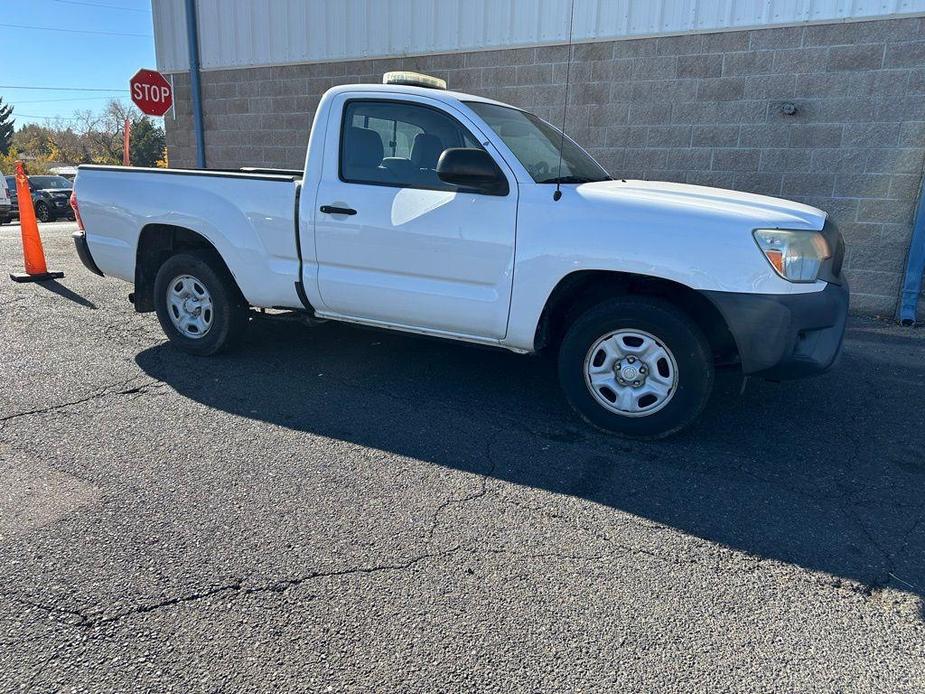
top-left (325, 82), bottom-right (509, 109)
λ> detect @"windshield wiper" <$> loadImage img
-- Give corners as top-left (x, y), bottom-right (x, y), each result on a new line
top-left (537, 175), bottom-right (608, 184)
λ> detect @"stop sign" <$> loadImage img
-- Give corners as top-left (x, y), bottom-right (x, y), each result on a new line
top-left (130, 69), bottom-right (173, 117)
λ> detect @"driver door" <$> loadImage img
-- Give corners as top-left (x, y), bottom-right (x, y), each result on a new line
top-left (311, 94), bottom-right (518, 340)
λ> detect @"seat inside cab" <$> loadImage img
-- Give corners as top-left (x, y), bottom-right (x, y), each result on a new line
top-left (340, 100), bottom-right (483, 190)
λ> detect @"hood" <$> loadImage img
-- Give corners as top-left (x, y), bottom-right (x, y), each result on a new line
top-left (581, 179), bottom-right (826, 230)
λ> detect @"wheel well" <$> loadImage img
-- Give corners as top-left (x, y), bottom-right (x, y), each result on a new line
top-left (534, 270), bottom-right (740, 365)
top-left (134, 224), bottom-right (237, 313)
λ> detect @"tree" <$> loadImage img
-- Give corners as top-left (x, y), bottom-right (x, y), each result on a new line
top-left (0, 98), bottom-right (15, 155)
top-left (5, 99), bottom-right (166, 169)
top-left (13, 123), bottom-right (54, 159)
top-left (46, 126), bottom-right (90, 164)
top-left (130, 116), bottom-right (167, 167)
top-left (74, 100), bottom-right (135, 163)
top-left (0, 147), bottom-right (21, 175)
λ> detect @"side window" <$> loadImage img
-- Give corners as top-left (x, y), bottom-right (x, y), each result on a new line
top-left (340, 100), bottom-right (485, 191)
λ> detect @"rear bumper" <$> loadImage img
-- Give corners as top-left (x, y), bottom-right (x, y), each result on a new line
top-left (56, 203), bottom-right (74, 217)
top-left (72, 230), bottom-right (104, 276)
top-left (705, 281), bottom-right (849, 380)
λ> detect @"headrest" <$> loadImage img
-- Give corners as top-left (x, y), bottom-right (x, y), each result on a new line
top-left (345, 127), bottom-right (384, 168)
top-left (410, 132), bottom-right (444, 169)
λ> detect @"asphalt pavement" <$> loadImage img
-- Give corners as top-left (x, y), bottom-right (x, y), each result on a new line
top-left (1, 221), bottom-right (924, 692)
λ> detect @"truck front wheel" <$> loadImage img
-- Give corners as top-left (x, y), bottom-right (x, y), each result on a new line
top-left (153, 251), bottom-right (248, 356)
top-left (558, 296), bottom-right (714, 439)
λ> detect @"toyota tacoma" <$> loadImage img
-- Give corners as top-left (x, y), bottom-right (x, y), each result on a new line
top-left (70, 73), bottom-right (848, 438)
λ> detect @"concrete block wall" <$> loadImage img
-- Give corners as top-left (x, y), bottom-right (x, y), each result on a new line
top-left (165, 16), bottom-right (925, 319)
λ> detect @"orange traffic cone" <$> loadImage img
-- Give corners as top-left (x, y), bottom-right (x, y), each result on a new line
top-left (10, 161), bottom-right (64, 283)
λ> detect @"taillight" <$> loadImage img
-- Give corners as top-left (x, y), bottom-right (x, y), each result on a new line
top-left (70, 190), bottom-right (84, 230)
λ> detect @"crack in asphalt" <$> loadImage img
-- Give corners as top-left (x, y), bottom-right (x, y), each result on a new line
top-left (2, 319), bottom-right (922, 627)
top-left (0, 343), bottom-right (892, 523)
top-left (3, 546), bottom-right (468, 631)
top-left (426, 429), bottom-right (501, 543)
top-left (0, 296), bottom-right (28, 307)
top-left (4, 507), bottom-right (924, 641)
top-left (4, 541), bottom-right (642, 639)
top-left (491, 482), bottom-right (923, 613)
top-left (0, 377), bottom-right (167, 429)
top-left (827, 438), bottom-right (925, 600)
top-left (311, 365), bottom-right (859, 525)
top-left (418, 429), bottom-right (921, 613)
top-left (5, 382), bottom-right (918, 618)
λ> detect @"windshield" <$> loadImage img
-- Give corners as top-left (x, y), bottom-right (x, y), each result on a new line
top-left (466, 101), bottom-right (610, 184)
top-left (30, 176), bottom-right (71, 189)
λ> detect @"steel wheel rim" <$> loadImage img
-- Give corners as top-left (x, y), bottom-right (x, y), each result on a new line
top-left (583, 329), bottom-right (679, 418)
top-left (166, 274), bottom-right (214, 339)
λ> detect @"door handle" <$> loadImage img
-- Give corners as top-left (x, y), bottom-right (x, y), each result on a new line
top-left (319, 205), bottom-right (357, 216)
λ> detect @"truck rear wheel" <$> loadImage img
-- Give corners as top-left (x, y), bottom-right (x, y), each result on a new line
top-left (558, 296), bottom-right (714, 439)
top-left (153, 251), bottom-right (248, 356)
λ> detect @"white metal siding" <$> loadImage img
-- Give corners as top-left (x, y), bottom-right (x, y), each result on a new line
top-left (153, 0), bottom-right (925, 73)
top-left (152, 0), bottom-right (189, 72)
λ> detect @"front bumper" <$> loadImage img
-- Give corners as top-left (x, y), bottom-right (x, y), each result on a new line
top-left (72, 230), bottom-right (104, 276)
top-left (705, 281), bottom-right (849, 380)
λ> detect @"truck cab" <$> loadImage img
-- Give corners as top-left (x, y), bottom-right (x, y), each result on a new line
top-left (72, 74), bottom-right (848, 438)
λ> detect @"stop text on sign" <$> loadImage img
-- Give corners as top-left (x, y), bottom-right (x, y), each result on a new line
top-left (129, 68), bottom-right (173, 117)
top-left (132, 83), bottom-right (171, 103)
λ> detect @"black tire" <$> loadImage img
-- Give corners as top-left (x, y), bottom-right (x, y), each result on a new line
top-left (34, 201), bottom-right (53, 223)
top-left (557, 296), bottom-right (714, 440)
top-left (153, 250), bottom-right (249, 356)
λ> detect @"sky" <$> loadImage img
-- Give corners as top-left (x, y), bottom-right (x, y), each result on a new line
top-left (0, 0), bottom-right (157, 128)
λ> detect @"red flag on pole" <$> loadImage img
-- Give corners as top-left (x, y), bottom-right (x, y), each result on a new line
top-left (123, 118), bottom-right (132, 166)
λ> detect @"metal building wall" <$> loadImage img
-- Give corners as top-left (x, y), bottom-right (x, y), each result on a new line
top-left (152, 0), bottom-right (925, 73)
top-left (152, 0), bottom-right (190, 73)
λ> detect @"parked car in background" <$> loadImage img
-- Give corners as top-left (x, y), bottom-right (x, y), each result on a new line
top-left (49, 166), bottom-right (78, 181)
top-left (26, 175), bottom-right (75, 223)
top-left (3, 175), bottom-right (18, 222)
top-left (0, 175), bottom-right (11, 224)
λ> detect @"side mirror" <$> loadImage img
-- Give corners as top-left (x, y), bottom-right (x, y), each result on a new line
top-left (436, 148), bottom-right (509, 196)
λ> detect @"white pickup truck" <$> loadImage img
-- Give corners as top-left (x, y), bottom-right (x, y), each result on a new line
top-left (71, 73), bottom-right (847, 438)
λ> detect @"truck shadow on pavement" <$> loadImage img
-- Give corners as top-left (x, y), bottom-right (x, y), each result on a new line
top-left (135, 318), bottom-right (924, 616)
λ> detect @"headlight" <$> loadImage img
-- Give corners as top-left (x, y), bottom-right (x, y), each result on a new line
top-left (753, 229), bottom-right (831, 283)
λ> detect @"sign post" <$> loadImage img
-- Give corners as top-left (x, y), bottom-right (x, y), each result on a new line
top-left (123, 118), bottom-right (132, 166)
top-left (130, 69), bottom-right (173, 117)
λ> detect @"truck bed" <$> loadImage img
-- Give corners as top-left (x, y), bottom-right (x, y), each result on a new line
top-left (75, 164), bottom-right (304, 310)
